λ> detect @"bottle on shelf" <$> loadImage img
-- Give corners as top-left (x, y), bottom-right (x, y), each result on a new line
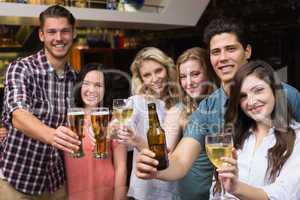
top-left (106, 0), bottom-right (117, 10)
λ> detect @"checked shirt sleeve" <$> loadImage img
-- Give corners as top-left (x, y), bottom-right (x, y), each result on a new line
top-left (4, 60), bottom-right (33, 118)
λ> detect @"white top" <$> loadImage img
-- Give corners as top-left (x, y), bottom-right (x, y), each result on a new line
top-left (210, 121), bottom-right (300, 200)
top-left (127, 95), bottom-right (179, 200)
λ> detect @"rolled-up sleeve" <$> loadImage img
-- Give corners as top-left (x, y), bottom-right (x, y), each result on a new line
top-left (5, 60), bottom-right (33, 117)
top-left (183, 100), bottom-right (210, 148)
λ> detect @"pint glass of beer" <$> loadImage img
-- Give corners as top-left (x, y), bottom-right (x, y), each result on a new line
top-left (90, 107), bottom-right (110, 159)
top-left (67, 107), bottom-right (85, 158)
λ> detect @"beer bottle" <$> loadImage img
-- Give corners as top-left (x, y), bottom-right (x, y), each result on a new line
top-left (147, 103), bottom-right (169, 170)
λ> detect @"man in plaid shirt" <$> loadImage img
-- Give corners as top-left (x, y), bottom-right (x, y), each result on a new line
top-left (0, 5), bottom-right (80, 200)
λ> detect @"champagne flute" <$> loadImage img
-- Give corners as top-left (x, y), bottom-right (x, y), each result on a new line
top-left (205, 133), bottom-right (233, 200)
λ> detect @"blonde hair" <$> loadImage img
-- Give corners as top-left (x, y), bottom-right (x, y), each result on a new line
top-left (176, 47), bottom-right (217, 127)
top-left (130, 47), bottom-right (178, 109)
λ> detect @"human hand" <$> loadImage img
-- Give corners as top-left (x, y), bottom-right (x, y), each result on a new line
top-left (117, 126), bottom-right (139, 145)
top-left (51, 126), bottom-right (81, 153)
top-left (108, 119), bottom-right (121, 139)
top-left (0, 127), bottom-right (7, 141)
top-left (135, 148), bottom-right (159, 179)
top-left (217, 148), bottom-right (239, 194)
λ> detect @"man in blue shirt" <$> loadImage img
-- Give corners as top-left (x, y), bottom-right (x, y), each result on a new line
top-left (135, 18), bottom-right (300, 200)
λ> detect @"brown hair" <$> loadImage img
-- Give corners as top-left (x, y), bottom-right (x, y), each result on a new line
top-left (176, 47), bottom-right (217, 128)
top-left (39, 5), bottom-right (75, 30)
top-left (225, 59), bottom-right (295, 182)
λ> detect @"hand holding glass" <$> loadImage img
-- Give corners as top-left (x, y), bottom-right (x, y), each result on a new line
top-left (205, 133), bottom-right (233, 200)
top-left (68, 107), bottom-right (85, 158)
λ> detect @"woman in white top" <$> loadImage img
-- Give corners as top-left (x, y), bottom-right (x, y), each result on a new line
top-left (118, 47), bottom-right (180, 200)
top-left (216, 60), bottom-right (300, 200)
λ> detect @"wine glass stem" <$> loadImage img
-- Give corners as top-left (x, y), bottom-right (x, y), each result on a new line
top-left (220, 178), bottom-right (228, 200)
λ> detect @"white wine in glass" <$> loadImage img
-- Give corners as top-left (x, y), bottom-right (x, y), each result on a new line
top-left (205, 133), bottom-right (233, 200)
top-left (206, 143), bottom-right (233, 168)
top-left (113, 98), bottom-right (133, 124)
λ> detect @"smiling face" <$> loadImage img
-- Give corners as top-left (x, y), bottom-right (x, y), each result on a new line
top-left (240, 74), bottom-right (275, 123)
top-left (81, 70), bottom-right (105, 108)
top-left (210, 32), bottom-right (251, 85)
top-left (179, 59), bottom-right (208, 98)
top-left (139, 59), bottom-right (168, 96)
top-left (39, 17), bottom-right (75, 65)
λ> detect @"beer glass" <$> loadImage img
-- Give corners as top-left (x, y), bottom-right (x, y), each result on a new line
top-left (68, 107), bottom-right (85, 158)
top-left (90, 107), bottom-right (110, 159)
top-left (205, 133), bottom-right (233, 200)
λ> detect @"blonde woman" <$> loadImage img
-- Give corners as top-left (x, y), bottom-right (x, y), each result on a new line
top-left (117, 47), bottom-right (180, 200)
top-left (164, 47), bottom-right (217, 200)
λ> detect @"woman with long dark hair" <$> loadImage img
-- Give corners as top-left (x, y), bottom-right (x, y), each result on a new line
top-left (65, 63), bottom-right (127, 200)
top-left (215, 60), bottom-right (300, 200)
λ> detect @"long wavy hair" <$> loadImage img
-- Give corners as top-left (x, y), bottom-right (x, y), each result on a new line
top-left (176, 47), bottom-right (217, 128)
top-left (225, 60), bottom-right (295, 182)
top-left (130, 47), bottom-right (178, 109)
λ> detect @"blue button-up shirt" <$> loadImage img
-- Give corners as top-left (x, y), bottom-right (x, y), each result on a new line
top-left (180, 83), bottom-right (300, 200)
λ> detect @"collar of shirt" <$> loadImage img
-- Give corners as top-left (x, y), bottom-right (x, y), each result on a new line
top-left (37, 49), bottom-right (76, 81)
top-left (248, 126), bottom-right (275, 138)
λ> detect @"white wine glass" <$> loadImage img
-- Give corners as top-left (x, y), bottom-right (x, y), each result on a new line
top-left (112, 98), bottom-right (133, 125)
top-left (111, 98), bottom-right (134, 138)
top-left (205, 133), bottom-right (233, 200)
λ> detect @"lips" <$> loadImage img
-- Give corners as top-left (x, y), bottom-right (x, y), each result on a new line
top-left (151, 83), bottom-right (164, 89)
top-left (248, 104), bottom-right (264, 114)
top-left (85, 94), bottom-right (98, 101)
top-left (187, 86), bottom-right (199, 93)
top-left (218, 65), bottom-right (234, 73)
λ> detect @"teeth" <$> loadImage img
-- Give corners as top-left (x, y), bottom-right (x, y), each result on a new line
top-left (55, 44), bottom-right (64, 48)
top-left (152, 85), bottom-right (162, 89)
top-left (220, 65), bottom-right (232, 73)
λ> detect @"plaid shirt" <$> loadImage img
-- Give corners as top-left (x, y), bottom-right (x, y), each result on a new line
top-left (0, 50), bottom-right (77, 195)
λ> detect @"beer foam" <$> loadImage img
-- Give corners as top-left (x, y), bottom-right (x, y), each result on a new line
top-left (68, 111), bottom-right (84, 115)
top-left (91, 111), bottom-right (109, 115)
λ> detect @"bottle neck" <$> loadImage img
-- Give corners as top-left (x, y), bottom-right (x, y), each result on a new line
top-left (148, 103), bottom-right (160, 127)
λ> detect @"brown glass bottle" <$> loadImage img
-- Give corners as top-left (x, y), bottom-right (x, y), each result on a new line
top-left (147, 103), bottom-right (169, 170)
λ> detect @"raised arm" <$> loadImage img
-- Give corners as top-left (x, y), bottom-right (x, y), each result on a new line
top-left (12, 109), bottom-right (80, 153)
top-left (218, 150), bottom-right (268, 200)
top-left (5, 61), bottom-right (79, 153)
top-left (219, 129), bottom-right (300, 200)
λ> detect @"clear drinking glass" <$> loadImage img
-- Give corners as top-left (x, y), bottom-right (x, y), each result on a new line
top-left (111, 98), bottom-right (133, 138)
top-left (90, 107), bottom-right (110, 159)
top-left (205, 133), bottom-right (233, 200)
top-left (67, 107), bottom-right (85, 158)
top-left (112, 98), bottom-right (133, 124)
